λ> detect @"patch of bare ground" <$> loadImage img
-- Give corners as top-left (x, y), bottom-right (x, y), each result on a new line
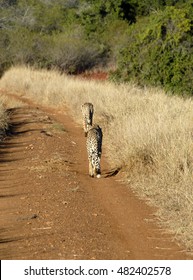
top-left (77, 71), bottom-right (108, 81)
top-left (0, 92), bottom-right (190, 259)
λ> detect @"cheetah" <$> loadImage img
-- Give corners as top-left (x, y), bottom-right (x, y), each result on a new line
top-left (86, 124), bottom-right (103, 178)
top-left (81, 102), bottom-right (94, 137)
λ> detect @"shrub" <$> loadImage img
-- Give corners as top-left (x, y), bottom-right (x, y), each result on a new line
top-left (113, 5), bottom-right (193, 95)
top-left (43, 29), bottom-right (109, 73)
top-left (0, 24), bottom-right (109, 75)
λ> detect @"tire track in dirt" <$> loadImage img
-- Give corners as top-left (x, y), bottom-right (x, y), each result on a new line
top-left (0, 92), bottom-right (191, 259)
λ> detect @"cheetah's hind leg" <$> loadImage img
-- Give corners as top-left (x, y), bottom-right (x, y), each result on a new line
top-left (94, 166), bottom-right (101, 178)
top-left (96, 168), bottom-right (101, 178)
top-left (89, 161), bottom-right (94, 177)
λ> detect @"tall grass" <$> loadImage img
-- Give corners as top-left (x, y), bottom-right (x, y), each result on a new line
top-left (1, 65), bottom-right (193, 252)
top-left (0, 98), bottom-right (9, 140)
top-left (0, 89), bottom-right (25, 139)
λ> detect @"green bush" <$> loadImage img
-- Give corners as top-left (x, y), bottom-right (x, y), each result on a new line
top-left (45, 29), bottom-right (109, 73)
top-left (0, 0), bottom-right (111, 74)
top-left (101, 19), bottom-right (130, 65)
top-left (113, 5), bottom-right (193, 95)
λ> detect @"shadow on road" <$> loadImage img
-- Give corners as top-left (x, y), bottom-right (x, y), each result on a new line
top-left (0, 106), bottom-right (53, 259)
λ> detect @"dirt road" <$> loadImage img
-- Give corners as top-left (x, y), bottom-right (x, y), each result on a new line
top-left (0, 93), bottom-right (190, 260)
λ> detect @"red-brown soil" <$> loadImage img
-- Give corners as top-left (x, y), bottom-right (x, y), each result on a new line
top-left (78, 71), bottom-right (108, 81)
top-left (0, 92), bottom-right (191, 260)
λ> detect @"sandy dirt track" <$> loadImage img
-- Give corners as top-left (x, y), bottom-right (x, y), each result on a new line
top-left (0, 92), bottom-right (190, 260)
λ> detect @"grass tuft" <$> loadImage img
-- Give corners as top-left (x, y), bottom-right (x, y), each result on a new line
top-left (0, 99), bottom-right (9, 139)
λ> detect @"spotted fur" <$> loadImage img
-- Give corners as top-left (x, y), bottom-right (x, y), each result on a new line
top-left (81, 102), bottom-right (94, 137)
top-left (86, 124), bottom-right (102, 178)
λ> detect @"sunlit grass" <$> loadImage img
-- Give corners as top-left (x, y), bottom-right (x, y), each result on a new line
top-left (0, 99), bottom-right (9, 139)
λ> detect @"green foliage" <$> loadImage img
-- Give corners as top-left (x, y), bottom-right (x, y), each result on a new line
top-left (0, 0), bottom-right (17, 7)
top-left (1, 0), bottom-right (193, 96)
top-left (134, 0), bottom-right (189, 16)
top-left (0, 0), bottom-right (110, 74)
top-left (14, 0), bottom-right (67, 34)
top-left (41, 28), bottom-right (109, 73)
top-left (77, 0), bottom-right (137, 38)
top-left (101, 19), bottom-right (130, 64)
top-left (113, 5), bottom-right (193, 95)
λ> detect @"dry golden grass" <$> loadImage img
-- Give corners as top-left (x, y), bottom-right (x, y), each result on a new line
top-left (0, 93), bottom-right (25, 109)
top-left (1, 65), bottom-right (193, 252)
top-left (0, 88), bottom-right (25, 139)
top-left (0, 98), bottom-right (9, 139)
